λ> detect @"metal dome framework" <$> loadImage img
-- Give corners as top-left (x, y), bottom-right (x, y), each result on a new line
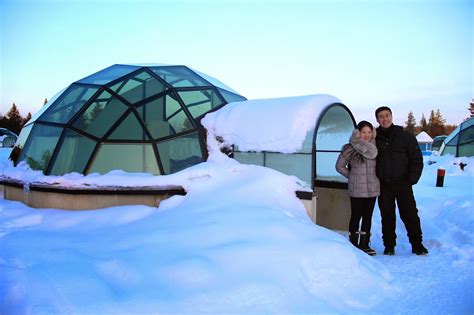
top-left (439, 117), bottom-right (474, 157)
top-left (11, 64), bottom-right (246, 175)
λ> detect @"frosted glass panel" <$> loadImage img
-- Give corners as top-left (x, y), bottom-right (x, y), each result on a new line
top-left (316, 152), bottom-right (346, 182)
top-left (88, 143), bottom-right (160, 175)
top-left (265, 153), bottom-right (311, 184)
top-left (151, 66), bottom-right (209, 87)
top-left (110, 70), bottom-right (166, 104)
top-left (217, 88), bottom-right (246, 103)
top-left (73, 91), bottom-right (128, 138)
top-left (178, 89), bottom-right (225, 118)
top-left (108, 111), bottom-right (148, 140)
top-left (50, 130), bottom-right (96, 175)
top-left (157, 133), bottom-right (204, 173)
top-left (459, 126), bottom-right (473, 145)
top-left (234, 152), bottom-right (264, 166)
top-left (316, 106), bottom-right (353, 151)
top-left (459, 143), bottom-right (474, 157)
top-left (77, 65), bottom-right (140, 85)
top-left (298, 128), bottom-right (315, 153)
top-left (40, 85), bottom-right (98, 124)
top-left (18, 124), bottom-right (62, 171)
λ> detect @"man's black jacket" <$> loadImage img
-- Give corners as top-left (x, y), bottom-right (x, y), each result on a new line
top-left (375, 125), bottom-right (423, 185)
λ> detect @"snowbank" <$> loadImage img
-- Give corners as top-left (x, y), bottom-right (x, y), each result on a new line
top-left (0, 138), bottom-right (473, 313)
top-left (0, 145), bottom-right (396, 313)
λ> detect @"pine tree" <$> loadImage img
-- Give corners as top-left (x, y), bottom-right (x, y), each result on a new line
top-left (22, 112), bottom-right (32, 126)
top-left (435, 109), bottom-right (446, 135)
top-left (0, 113), bottom-right (6, 130)
top-left (404, 111), bottom-right (416, 134)
top-left (419, 114), bottom-right (428, 132)
top-left (427, 109), bottom-right (447, 137)
top-left (445, 124), bottom-right (457, 135)
top-left (427, 110), bottom-right (436, 136)
top-left (5, 103), bottom-right (23, 134)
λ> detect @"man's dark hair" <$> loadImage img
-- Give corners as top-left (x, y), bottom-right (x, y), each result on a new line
top-left (375, 106), bottom-right (392, 118)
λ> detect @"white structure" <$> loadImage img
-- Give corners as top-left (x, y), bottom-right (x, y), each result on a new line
top-left (416, 131), bottom-right (433, 152)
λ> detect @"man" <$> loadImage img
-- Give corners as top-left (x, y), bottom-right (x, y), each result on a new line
top-left (375, 106), bottom-right (428, 256)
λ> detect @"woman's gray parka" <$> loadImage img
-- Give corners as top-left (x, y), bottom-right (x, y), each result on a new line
top-left (335, 129), bottom-right (380, 198)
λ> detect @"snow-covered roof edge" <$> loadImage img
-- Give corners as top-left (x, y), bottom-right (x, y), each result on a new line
top-left (416, 131), bottom-right (433, 143)
top-left (201, 94), bottom-right (342, 153)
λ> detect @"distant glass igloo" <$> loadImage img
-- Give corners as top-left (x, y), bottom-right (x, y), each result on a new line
top-left (10, 64), bottom-right (246, 175)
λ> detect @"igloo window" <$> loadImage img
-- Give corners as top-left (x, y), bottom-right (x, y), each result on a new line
top-left (136, 94), bottom-right (194, 139)
top-left (157, 132), bottom-right (204, 173)
top-left (77, 64), bottom-right (140, 85)
top-left (40, 85), bottom-right (99, 124)
top-left (109, 70), bottom-right (167, 104)
top-left (315, 105), bottom-right (354, 181)
top-left (217, 88), bottom-right (247, 104)
top-left (18, 124), bottom-right (63, 171)
top-left (233, 152), bottom-right (264, 166)
top-left (265, 153), bottom-right (312, 184)
top-left (72, 91), bottom-right (128, 138)
top-left (150, 66), bottom-right (209, 87)
top-left (108, 111), bottom-right (150, 141)
top-left (49, 130), bottom-right (97, 175)
top-left (88, 143), bottom-right (160, 175)
top-left (178, 89), bottom-right (225, 118)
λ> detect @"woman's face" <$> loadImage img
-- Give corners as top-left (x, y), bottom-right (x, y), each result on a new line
top-left (360, 126), bottom-right (372, 142)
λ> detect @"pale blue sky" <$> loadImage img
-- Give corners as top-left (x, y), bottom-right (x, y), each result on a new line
top-left (1, 0), bottom-right (472, 125)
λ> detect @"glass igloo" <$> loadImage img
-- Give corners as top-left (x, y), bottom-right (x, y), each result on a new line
top-left (10, 64), bottom-right (246, 175)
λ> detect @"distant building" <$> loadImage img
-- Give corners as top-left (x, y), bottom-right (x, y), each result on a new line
top-left (416, 131), bottom-right (433, 154)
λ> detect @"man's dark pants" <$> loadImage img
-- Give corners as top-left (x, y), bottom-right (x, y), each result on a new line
top-left (378, 181), bottom-right (423, 247)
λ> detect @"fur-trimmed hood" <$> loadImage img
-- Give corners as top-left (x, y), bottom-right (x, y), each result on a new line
top-left (348, 129), bottom-right (378, 159)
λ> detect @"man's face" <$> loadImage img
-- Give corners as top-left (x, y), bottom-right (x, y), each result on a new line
top-left (377, 110), bottom-right (393, 129)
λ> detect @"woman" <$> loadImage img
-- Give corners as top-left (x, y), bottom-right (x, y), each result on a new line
top-left (336, 121), bottom-right (380, 256)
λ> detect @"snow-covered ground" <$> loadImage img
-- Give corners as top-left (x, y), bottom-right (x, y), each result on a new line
top-left (0, 145), bottom-right (473, 313)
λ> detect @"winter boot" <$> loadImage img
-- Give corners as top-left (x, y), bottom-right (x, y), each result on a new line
top-left (359, 232), bottom-right (376, 256)
top-left (349, 232), bottom-right (359, 248)
top-left (383, 247), bottom-right (395, 255)
top-left (412, 243), bottom-right (429, 256)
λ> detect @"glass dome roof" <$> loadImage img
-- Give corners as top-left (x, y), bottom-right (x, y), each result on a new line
top-left (10, 64), bottom-right (246, 176)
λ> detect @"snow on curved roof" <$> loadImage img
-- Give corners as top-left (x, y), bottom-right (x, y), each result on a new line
top-left (416, 131), bottom-right (433, 143)
top-left (201, 94), bottom-right (342, 153)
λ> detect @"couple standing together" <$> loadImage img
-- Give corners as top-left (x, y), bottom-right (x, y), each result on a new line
top-left (336, 106), bottom-right (429, 256)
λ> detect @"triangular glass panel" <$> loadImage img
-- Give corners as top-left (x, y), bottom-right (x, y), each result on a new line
top-left (72, 90), bottom-right (128, 138)
top-left (137, 94), bottom-right (194, 139)
top-left (109, 70), bottom-right (166, 104)
top-left (150, 66), bottom-right (209, 87)
top-left (77, 64), bottom-right (140, 85)
top-left (40, 85), bottom-right (98, 124)
top-left (108, 111), bottom-right (149, 140)
top-left (177, 89), bottom-right (225, 118)
top-left (217, 87), bottom-right (247, 103)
